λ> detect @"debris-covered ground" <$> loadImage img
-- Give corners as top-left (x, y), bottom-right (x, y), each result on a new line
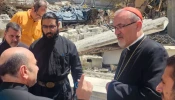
top-left (148, 30), bottom-right (175, 45)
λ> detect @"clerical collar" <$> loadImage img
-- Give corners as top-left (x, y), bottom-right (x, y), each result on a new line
top-left (127, 34), bottom-right (144, 50)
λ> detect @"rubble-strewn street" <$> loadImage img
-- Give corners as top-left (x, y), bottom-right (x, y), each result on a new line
top-left (0, 0), bottom-right (174, 100)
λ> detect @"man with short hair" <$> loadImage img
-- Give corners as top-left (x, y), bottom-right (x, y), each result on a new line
top-left (29, 12), bottom-right (83, 100)
top-left (106, 7), bottom-right (168, 100)
top-left (0, 22), bottom-right (28, 55)
top-left (10, 0), bottom-right (47, 46)
top-left (156, 55), bottom-right (175, 100)
top-left (0, 47), bottom-right (93, 100)
top-left (0, 47), bottom-right (50, 100)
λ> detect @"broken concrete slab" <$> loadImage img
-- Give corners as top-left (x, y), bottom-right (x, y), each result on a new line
top-left (5, 0), bottom-right (34, 8)
top-left (0, 14), bottom-right (10, 38)
top-left (142, 17), bottom-right (169, 35)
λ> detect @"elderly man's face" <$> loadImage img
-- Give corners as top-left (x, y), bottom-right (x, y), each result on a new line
top-left (4, 27), bottom-right (21, 47)
top-left (156, 66), bottom-right (175, 100)
top-left (113, 11), bottom-right (138, 48)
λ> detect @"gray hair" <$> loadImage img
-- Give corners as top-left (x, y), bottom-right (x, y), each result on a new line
top-left (5, 22), bottom-right (21, 32)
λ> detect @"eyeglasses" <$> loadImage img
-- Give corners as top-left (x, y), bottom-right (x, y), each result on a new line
top-left (112, 21), bottom-right (136, 30)
top-left (42, 25), bottom-right (57, 29)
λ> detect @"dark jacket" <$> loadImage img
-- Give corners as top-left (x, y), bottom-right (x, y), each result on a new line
top-left (107, 36), bottom-right (168, 100)
top-left (29, 35), bottom-right (83, 100)
top-left (0, 82), bottom-right (52, 100)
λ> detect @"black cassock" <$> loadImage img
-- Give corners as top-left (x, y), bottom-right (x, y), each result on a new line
top-left (29, 35), bottom-right (83, 100)
top-left (107, 36), bottom-right (168, 100)
top-left (0, 82), bottom-right (52, 100)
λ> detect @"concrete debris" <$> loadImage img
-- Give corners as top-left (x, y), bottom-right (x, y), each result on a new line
top-left (47, 0), bottom-right (71, 6)
top-left (80, 55), bottom-right (102, 69)
top-left (0, 14), bottom-right (10, 38)
top-left (0, 2), bottom-right (18, 18)
top-left (47, 4), bottom-right (61, 12)
top-left (148, 33), bottom-right (175, 45)
top-left (99, 69), bottom-right (109, 73)
top-left (60, 25), bottom-right (109, 42)
top-left (4, 0), bottom-right (34, 8)
top-left (0, 14), bottom-right (10, 20)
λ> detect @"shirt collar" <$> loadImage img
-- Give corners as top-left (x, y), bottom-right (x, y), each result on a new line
top-left (126, 34), bottom-right (144, 50)
top-left (27, 9), bottom-right (32, 19)
top-left (0, 82), bottom-right (29, 91)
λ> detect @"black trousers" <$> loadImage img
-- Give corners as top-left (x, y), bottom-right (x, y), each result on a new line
top-left (29, 80), bottom-right (72, 100)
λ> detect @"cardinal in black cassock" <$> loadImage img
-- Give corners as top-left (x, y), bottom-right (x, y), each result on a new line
top-left (107, 35), bottom-right (168, 100)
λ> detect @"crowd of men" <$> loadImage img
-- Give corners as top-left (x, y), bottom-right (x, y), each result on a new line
top-left (0, 0), bottom-right (174, 100)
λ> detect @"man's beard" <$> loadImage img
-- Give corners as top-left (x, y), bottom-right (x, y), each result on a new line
top-left (42, 30), bottom-right (59, 40)
top-left (10, 42), bottom-right (18, 47)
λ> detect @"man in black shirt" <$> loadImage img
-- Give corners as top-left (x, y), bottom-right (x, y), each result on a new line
top-left (29, 12), bottom-right (83, 100)
top-left (0, 22), bottom-right (28, 84)
top-left (0, 22), bottom-right (28, 55)
top-left (0, 47), bottom-right (92, 100)
top-left (0, 47), bottom-right (51, 100)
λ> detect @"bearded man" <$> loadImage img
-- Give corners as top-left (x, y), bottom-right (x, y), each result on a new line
top-left (29, 12), bottom-right (83, 100)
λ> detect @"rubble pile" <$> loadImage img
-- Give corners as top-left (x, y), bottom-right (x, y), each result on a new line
top-left (80, 55), bottom-right (103, 69)
top-left (47, 4), bottom-right (61, 12)
top-left (149, 33), bottom-right (175, 45)
top-left (4, 0), bottom-right (34, 9)
top-left (0, 1), bottom-right (18, 18)
top-left (0, 14), bottom-right (10, 37)
top-left (60, 25), bottom-right (110, 42)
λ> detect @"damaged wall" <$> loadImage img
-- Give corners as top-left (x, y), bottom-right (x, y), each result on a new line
top-left (80, 55), bottom-right (103, 69)
top-left (102, 49), bottom-right (123, 65)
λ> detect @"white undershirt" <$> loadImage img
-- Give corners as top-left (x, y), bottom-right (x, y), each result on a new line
top-left (126, 34), bottom-right (144, 50)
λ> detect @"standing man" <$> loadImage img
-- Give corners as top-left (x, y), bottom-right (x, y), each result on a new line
top-left (0, 22), bottom-right (28, 55)
top-left (106, 7), bottom-right (168, 100)
top-left (0, 47), bottom-right (51, 100)
top-left (29, 12), bottom-right (83, 100)
top-left (0, 47), bottom-right (93, 100)
top-left (10, 0), bottom-right (47, 46)
top-left (156, 55), bottom-right (175, 100)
